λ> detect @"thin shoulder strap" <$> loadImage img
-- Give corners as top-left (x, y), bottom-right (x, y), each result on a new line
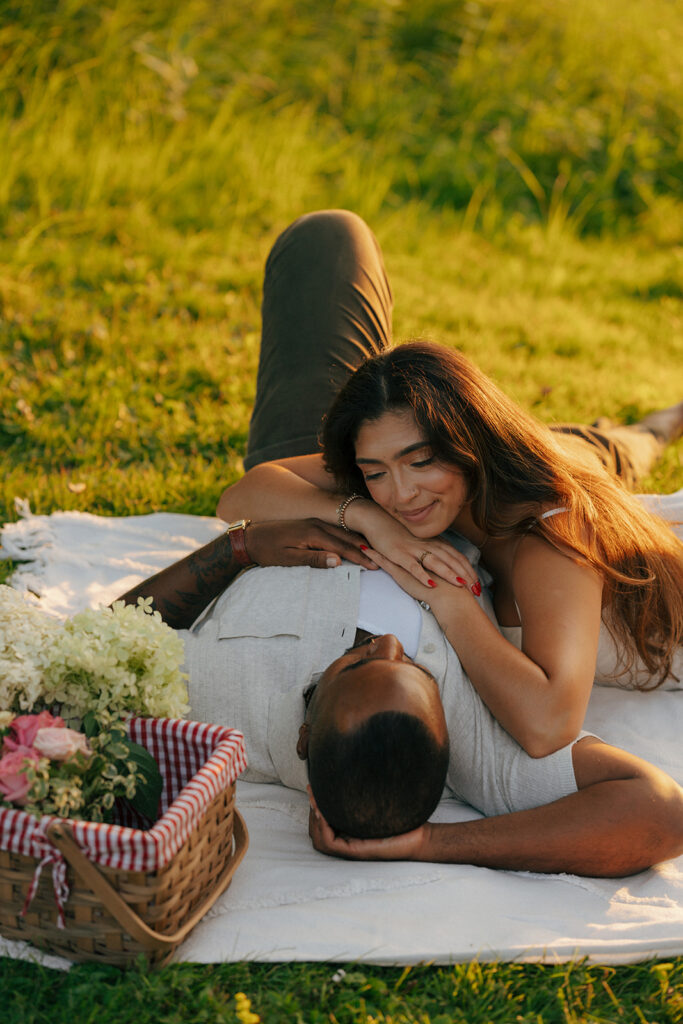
top-left (509, 506), bottom-right (568, 624)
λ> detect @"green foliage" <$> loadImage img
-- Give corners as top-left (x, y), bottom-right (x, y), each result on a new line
top-left (123, 736), bottom-right (163, 820)
top-left (15, 717), bottom-right (160, 823)
top-left (1, 958), bottom-right (683, 1023)
top-left (1, 0), bottom-right (682, 238)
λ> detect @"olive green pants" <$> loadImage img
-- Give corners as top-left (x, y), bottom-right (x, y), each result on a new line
top-left (245, 210), bottom-right (392, 469)
top-left (245, 210), bottom-right (661, 486)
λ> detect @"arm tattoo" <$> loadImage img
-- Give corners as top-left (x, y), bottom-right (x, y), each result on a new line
top-left (116, 532), bottom-right (242, 630)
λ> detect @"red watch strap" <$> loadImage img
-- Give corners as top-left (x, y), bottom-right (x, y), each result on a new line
top-left (229, 524), bottom-right (252, 567)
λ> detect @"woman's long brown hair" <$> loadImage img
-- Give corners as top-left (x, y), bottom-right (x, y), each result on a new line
top-left (322, 341), bottom-right (683, 687)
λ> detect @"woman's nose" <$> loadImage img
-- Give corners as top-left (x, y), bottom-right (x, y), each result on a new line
top-left (393, 471), bottom-right (418, 503)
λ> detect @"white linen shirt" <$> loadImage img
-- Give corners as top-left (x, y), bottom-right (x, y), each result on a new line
top-left (179, 562), bottom-right (579, 818)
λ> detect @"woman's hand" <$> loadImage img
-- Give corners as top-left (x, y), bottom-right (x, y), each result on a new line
top-left (352, 546), bottom-right (473, 619)
top-left (344, 499), bottom-right (481, 594)
top-left (308, 791), bottom-right (429, 861)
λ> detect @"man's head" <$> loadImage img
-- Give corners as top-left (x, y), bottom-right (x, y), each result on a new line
top-left (297, 634), bottom-right (449, 839)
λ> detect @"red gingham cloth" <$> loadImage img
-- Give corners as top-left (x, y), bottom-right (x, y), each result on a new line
top-left (0, 718), bottom-right (247, 926)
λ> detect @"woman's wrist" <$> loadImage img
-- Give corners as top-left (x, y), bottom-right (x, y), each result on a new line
top-left (428, 577), bottom-right (472, 610)
top-left (343, 495), bottom-right (386, 534)
top-left (336, 493), bottom-right (365, 532)
top-left (427, 581), bottom-right (483, 642)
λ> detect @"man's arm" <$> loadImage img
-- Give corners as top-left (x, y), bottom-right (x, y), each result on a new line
top-left (117, 518), bottom-right (374, 629)
top-left (308, 737), bottom-right (683, 876)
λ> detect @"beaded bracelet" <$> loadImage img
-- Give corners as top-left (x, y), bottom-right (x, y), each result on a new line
top-left (336, 493), bottom-right (364, 532)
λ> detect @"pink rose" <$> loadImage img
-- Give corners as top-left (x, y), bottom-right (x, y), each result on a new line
top-left (33, 727), bottom-right (91, 763)
top-left (0, 747), bottom-right (41, 806)
top-left (6, 711), bottom-right (65, 752)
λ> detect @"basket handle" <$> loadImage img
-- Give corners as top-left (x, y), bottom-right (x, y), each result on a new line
top-left (46, 808), bottom-right (249, 953)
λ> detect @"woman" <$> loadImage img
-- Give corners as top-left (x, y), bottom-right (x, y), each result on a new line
top-left (219, 340), bottom-right (683, 758)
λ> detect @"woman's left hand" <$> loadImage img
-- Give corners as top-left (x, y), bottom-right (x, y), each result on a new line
top-left (346, 501), bottom-right (481, 594)
top-left (357, 545), bottom-right (477, 612)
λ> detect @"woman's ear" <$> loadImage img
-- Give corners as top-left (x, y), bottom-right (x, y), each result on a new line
top-left (296, 721), bottom-right (310, 760)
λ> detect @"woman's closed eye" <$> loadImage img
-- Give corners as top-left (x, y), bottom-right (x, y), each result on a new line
top-left (360, 456), bottom-right (434, 481)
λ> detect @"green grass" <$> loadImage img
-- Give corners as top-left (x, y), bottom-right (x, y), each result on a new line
top-left (2, 215), bottom-right (680, 522)
top-left (1, 0), bottom-right (682, 1018)
top-left (1, 958), bottom-right (682, 1024)
top-left (3, 0), bottom-right (683, 238)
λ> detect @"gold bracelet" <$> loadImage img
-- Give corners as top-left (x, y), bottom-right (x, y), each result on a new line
top-left (336, 493), bottom-right (363, 532)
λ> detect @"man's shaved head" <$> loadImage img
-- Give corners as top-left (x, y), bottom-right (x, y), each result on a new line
top-left (299, 634), bottom-right (449, 838)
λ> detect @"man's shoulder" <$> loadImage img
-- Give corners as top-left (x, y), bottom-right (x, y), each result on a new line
top-left (182, 562), bottom-right (362, 677)
top-left (209, 561), bottom-right (361, 632)
top-left (179, 562), bottom-right (363, 785)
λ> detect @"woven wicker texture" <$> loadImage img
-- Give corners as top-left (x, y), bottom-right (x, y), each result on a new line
top-left (0, 786), bottom-right (245, 967)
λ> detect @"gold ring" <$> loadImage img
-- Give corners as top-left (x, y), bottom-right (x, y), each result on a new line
top-left (418, 550), bottom-right (430, 568)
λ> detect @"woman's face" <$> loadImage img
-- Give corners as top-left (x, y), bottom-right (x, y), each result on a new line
top-left (354, 408), bottom-right (469, 537)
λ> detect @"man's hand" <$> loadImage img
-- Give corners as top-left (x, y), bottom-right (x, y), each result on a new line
top-left (116, 517), bottom-right (377, 630)
top-left (307, 789), bottom-right (428, 861)
top-left (247, 519), bottom-right (377, 570)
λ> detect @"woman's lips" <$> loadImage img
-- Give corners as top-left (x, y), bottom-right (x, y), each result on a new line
top-left (398, 501), bottom-right (436, 524)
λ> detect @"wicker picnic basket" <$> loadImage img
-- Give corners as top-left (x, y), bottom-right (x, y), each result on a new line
top-left (0, 717), bottom-right (248, 968)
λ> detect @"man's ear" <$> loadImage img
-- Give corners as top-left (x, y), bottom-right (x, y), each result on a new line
top-left (307, 784), bottom-right (320, 818)
top-left (296, 722), bottom-right (310, 760)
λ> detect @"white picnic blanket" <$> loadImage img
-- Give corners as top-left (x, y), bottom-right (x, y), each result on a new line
top-left (1, 494), bottom-right (682, 967)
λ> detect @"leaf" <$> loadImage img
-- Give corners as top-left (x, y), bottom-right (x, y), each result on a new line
top-left (124, 740), bottom-right (163, 821)
top-left (108, 741), bottom-right (131, 759)
top-left (81, 711), bottom-right (100, 738)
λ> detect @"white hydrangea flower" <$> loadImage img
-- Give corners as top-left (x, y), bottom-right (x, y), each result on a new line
top-left (0, 586), bottom-right (62, 711)
top-left (0, 588), bottom-right (189, 721)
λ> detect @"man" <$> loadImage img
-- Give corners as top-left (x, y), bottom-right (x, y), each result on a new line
top-left (118, 516), bottom-right (683, 878)
top-left (121, 208), bottom-right (682, 877)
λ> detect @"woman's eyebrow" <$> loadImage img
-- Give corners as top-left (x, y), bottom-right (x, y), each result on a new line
top-left (356, 441), bottom-right (429, 464)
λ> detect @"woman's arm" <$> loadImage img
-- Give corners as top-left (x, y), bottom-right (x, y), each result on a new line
top-left (216, 454), bottom-right (340, 524)
top-left (363, 535), bottom-right (603, 756)
top-left (217, 456), bottom-right (482, 589)
top-left (436, 534), bottom-right (603, 756)
top-left (308, 737), bottom-right (683, 876)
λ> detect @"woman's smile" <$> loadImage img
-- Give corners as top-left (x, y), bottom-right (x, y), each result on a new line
top-left (397, 500), bottom-right (438, 525)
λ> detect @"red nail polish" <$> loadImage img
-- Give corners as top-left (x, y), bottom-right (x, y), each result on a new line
top-left (360, 544), bottom-right (368, 551)
top-left (456, 577), bottom-right (467, 587)
top-left (472, 581), bottom-right (482, 596)
top-left (427, 579), bottom-right (437, 588)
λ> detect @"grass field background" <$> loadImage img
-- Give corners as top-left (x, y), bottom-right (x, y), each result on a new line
top-left (1, 0), bottom-right (682, 1020)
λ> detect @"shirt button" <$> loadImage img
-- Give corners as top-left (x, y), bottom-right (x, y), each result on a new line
top-left (423, 642), bottom-right (436, 653)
